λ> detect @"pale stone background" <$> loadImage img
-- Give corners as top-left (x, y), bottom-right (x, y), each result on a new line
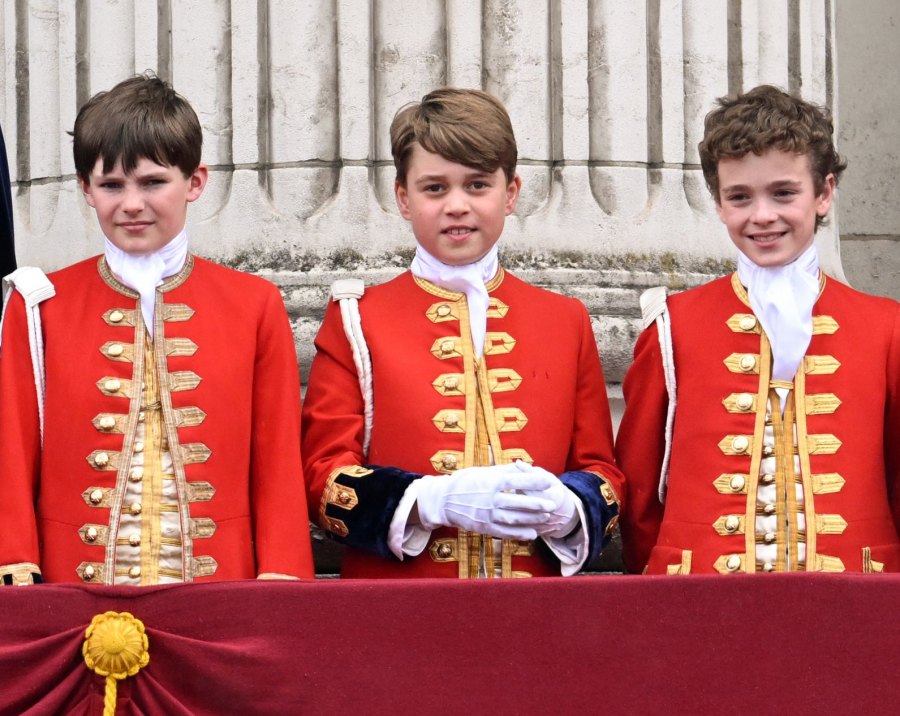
top-left (2, 1), bottom-right (897, 570)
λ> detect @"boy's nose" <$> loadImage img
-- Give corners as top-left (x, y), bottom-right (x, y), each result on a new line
top-left (750, 198), bottom-right (777, 224)
top-left (121, 187), bottom-right (145, 213)
top-left (444, 189), bottom-right (469, 215)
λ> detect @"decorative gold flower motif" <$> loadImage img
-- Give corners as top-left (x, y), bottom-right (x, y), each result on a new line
top-left (82, 611), bottom-right (150, 679)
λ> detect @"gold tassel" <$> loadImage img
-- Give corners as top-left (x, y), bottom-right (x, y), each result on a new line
top-left (82, 611), bottom-right (150, 715)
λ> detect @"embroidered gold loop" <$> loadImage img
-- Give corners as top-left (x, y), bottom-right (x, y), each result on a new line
top-left (806, 434), bottom-right (841, 455)
top-left (179, 443), bottom-right (211, 464)
top-left (723, 353), bottom-right (759, 374)
top-left (186, 481), bottom-right (216, 502)
top-left (192, 556), bottom-right (218, 577)
top-left (189, 517), bottom-right (217, 539)
top-left (483, 332), bottom-right (516, 355)
top-left (164, 337), bottom-right (199, 357)
top-left (719, 435), bottom-right (752, 455)
top-left (723, 392), bottom-right (756, 413)
top-left (96, 376), bottom-right (132, 397)
top-left (162, 303), bottom-right (196, 322)
top-left (487, 297), bottom-right (509, 318)
top-left (811, 315), bottom-right (838, 335)
top-left (804, 355), bottom-right (841, 375)
top-left (323, 516), bottom-right (349, 538)
top-left (100, 342), bottom-right (134, 363)
top-left (713, 514), bottom-right (745, 536)
top-left (713, 473), bottom-right (749, 494)
top-left (103, 309), bottom-right (137, 327)
top-left (805, 393), bottom-right (842, 415)
top-left (811, 472), bottom-right (845, 494)
top-left (325, 482), bottom-right (359, 510)
top-left (815, 514), bottom-right (848, 535)
top-left (486, 368), bottom-right (522, 393)
top-left (494, 407), bottom-right (527, 433)
top-left (426, 301), bottom-right (460, 323)
top-left (811, 554), bottom-right (845, 572)
top-left (167, 371), bottom-right (202, 392)
top-left (713, 554), bottom-right (745, 574)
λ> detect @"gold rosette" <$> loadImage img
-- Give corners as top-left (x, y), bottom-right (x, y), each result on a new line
top-left (83, 611), bottom-right (150, 715)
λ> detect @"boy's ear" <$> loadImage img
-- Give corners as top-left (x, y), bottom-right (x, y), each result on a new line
top-left (187, 163), bottom-right (209, 203)
top-left (79, 176), bottom-right (97, 208)
top-left (815, 173), bottom-right (836, 216)
top-left (395, 180), bottom-right (411, 220)
top-left (505, 174), bottom-right (522, 216)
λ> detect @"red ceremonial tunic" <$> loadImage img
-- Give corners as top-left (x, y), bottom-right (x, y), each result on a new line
top-left (617, 273), bottom-right (900, 575)
top-left (303, 268), bottom-right (624, 578)
top-left (0, 255), bottom-right (314, 584)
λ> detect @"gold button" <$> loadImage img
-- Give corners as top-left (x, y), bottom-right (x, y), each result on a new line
top-left (107, 343), bottom-right (125, 357)
top-left (736, 393), bottom-right (754, 411)
top-left (93, 452), bottom-right (110, 467)
top-left (764, 532), bottom-right (776, 544)
top-left (337, 490), bottom-right (352, 505)
top-left (441, 454), bottom-right (458, 470)
top-left (104, 378), bottom-right (122, 392)
top-left (443, 412), bottom-right (459, 428)
top-left (739, 354), bottom-right (756, 372)
top-left (86, 527), bottom-right (99, 542)
top-left (440, 340), bottom-right (455, 355)
top-left (436, 304), bottom-right (451, 317)
top-left (98, 416), bottom-right (117, 431)
top-left (109, 310), bottom-right (125, 323)
top-left (762, 562), bottom-right (775, 572)
top-left (725, 555), bottom-right (741, 572)
top-left (739, 315), bottom-right (757, 331)
top-left (724, 515), bottom-right (740, 533)
top-left (763, 503), bottom-right (776, 515)
top-left (729, 475), bottom-right (746, 492)
top-left (138, 411), bottom-right (146, 423)
top-left (129, 566), bottom-right (141, 579)
top-left (161, 438), bottom-right (169, 450)
top-left (130, 467), bottom-right (144, 482)
top-left (443, 376), bottom-right (459, 390)
top-left (761, 473), bottom-right (775, 484)
top-left (129, 502), bottom-right (142, 516)
top-left (762, 444), bottom-right (774, 457)
top-left (83, 565), bottom-right (96, 580)
top-left (89, 489), bottom-right (104, 504)
top-left (437, 543), bottom-right (452, 558)
top-left (129, 534), bottom-right (141, 547)
top-left (731, 436), bottom-right (750, 453)
top-left (133, 441), bottom-right (144, 453)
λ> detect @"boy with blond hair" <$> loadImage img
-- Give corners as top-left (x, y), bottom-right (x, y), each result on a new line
top-left (0, 74), bottom-right (314, 585)
top-left (303, 88), bottom-right (624, 578)
top-left (617, 85), bottom-right (900, 575)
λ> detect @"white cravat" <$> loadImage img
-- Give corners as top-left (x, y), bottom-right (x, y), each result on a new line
top-left (104, 228), bottom-right (189, 337)
top-left (410, 244), bottom-right (498, 358)
top-left (737, 244), bottom-right (820, 387)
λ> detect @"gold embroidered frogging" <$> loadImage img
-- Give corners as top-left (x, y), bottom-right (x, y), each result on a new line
top-left (416, 273), bottom-right (535, 579)
top-left (710, 276), bottom-right (847, 574)
top-left (77, 257), bottom-right (215, 584)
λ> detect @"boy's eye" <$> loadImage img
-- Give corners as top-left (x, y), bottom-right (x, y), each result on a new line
top-left (99, 181), bottom-right (123, 190)
top-left (424, 184), bottom-right (444, 193)
top-left (469, 181), bottom-right (489, 190)
top-left (725, 193), bottom-right (748, 203)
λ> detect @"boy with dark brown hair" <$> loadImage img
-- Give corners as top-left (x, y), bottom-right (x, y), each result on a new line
top-left (0, 74), bottom-right (314, 585)
top-left (617, 85), bottom-right (900, 575)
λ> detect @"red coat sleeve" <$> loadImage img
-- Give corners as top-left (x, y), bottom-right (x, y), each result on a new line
top-left (248, 284), bottom-right (314, 578)
top-left (615, 325), bottom-right (668, 574)
top-left (0, 292), bottom-right (43, 576)
top-left (301, 299), bottom-right (368, 525)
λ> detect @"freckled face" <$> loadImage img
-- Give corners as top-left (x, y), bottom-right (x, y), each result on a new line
top-left (80, 157), bottom-right (207, 255)
top-left (715, 149), bottom-right (834, 268)
top-left (395, 144), bottom-right (520, 266)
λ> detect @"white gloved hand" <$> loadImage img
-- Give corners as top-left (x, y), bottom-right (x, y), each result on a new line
top-left (510, 461), bottom-right (580, 539)
top-left (415, 463), bottom-right (560, 540)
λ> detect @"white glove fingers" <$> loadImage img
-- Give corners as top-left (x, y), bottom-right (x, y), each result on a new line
top-left (492, 491), bottom-right (557, 513)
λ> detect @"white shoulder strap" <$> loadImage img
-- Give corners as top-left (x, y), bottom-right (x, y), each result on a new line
top-left (640, 286), bottom-right (675, 504)
top-left (331, 278), bottom-right (373, 457)
top-left (1, 267), bottom-right (56, 445)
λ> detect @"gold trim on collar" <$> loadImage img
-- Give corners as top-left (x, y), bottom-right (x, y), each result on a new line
top-left (97, 254), bottom-right (195, 295)
top-left (412, 267), bottom-right (506, 298)
top-left (731, 270), bottom-right (826, 307)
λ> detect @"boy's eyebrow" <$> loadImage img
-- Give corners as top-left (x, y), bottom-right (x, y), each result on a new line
top-left (413, 170), bottom-right (492, 184)
top-left (720, 178), bottom-right (804, 192)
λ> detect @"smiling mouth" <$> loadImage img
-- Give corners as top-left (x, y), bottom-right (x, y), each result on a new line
top-left (747, 231), bottom-right (786, 244)
top-left (443, 227), bottom-right (474, 237)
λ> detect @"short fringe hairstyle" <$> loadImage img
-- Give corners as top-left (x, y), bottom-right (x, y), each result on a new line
top-left (73, 73), bottom-right (202, 182)
top-left (390, 88), bottom-right (517, 186)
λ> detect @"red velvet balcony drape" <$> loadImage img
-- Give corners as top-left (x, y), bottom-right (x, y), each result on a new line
top-left (1, 575), bottom-right (897, 715)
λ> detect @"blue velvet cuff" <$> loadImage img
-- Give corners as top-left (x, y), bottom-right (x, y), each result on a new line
top-left (321, 464), bottom-right (421, 561)
top-left (559, 470), bottom-right (620, 565)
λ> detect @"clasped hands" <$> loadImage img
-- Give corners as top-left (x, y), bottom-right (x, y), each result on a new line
top-left (415, 461), bottom-right (579, 540)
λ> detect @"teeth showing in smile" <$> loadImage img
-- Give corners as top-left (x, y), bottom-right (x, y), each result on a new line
top-left (444, 228), bottom-right (472, 235)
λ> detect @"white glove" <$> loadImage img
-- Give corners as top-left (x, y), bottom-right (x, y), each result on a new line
top-left (415, 464), bottom-right (560, 540)
top-left (510, 461), bottom-right (580, 538)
